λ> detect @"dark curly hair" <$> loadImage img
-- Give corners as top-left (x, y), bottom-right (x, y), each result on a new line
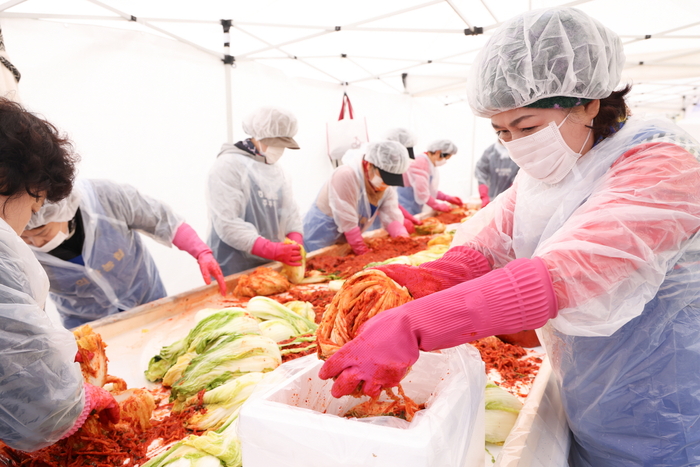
top-left (0, 98), bottom-right (78, 205)
top-left (589, 84), bottom-right (632, 143)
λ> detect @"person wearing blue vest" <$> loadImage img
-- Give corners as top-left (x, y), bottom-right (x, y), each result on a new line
top-left (22, 179), bottom-right (225, 328)
top-left (206, 106), bottom-right (304, 276)
top-left (475, 139), bottom-right (520, 207)
top-left (320, 7), bottom-right (700, 466)
top-left (303, 141), bottom-right (409, 255)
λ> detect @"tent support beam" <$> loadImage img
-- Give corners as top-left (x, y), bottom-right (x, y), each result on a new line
top-left (0, 0), bottom-right (27, 12)
top-left (84, 0), bottom-right (223, 60)
top-left (235, 25), bottom-right (344, 83)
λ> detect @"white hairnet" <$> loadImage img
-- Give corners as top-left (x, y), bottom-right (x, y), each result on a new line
top-left (467, 7), bottom-right (625, 118)
top-left (26, 190), bottom-right (81, 230)
top-left (426, 139), bottom-right (458, 155)
top-left (242, 106), bottom-right (298, 140)
top-left (384, 128), bottom-right (416, 148)
top-left (365, 141), bottom-right (410, 174)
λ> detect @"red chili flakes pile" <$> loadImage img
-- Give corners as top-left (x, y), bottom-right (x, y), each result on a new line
top-left (307, 236), bottom-right (430, 278)
top-left (469, 336), bottom-right (542, 392)
top-left (0, 400), bottom-right (201, 467)
top-left (275, 287), bottom-right (336, 324)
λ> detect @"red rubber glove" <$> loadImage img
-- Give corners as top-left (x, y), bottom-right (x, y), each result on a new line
top-left (61, 383), bottom-right (121, 439)
top-left (286, 232), bottom-right (303, 246)
top-left (172, 223), bottom-right (226, 296)
top-left (320, 258), bottom-right (557, 398)
top-left (426, 197), bottom-right (451, 213)
top-left (344, 226), bottom-right (369, 255)
top-left (478, 184), bottom-right (490, 207)
top-left (251, 237), bottom-right (302, 266)
top-left (373, 246), bottom-right (491, 298)
top-left (437, 191), bottom-right (463, 206)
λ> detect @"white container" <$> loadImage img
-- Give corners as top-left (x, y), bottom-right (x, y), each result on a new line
top-left (239, 345), bottom-right (486, 467)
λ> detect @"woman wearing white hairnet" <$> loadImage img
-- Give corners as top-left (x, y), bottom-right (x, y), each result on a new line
top-left (320, 7), bottom-right (700, 466)
top-left (0, 99), bottom-right (119, 452)
top-left (206, 106), bottom-right (304, 275)
top-left (397, 139), bottom-right (462, 232)
top-left (303, 141), bottom-right (410, 255)
top-left (22, 179), bottom-right (226, 328)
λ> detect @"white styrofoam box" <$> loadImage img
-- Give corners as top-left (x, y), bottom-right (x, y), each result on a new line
top-left (239, 345), bottom-right (486, 467)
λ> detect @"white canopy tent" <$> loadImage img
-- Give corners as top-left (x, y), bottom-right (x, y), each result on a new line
top-left (1, 0), bottom-right (699, 296)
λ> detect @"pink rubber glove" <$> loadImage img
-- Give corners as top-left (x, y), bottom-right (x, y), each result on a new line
top-left (373, 246), bottom-right (491, 298)
top-left (286, 231), bottom-right (303, 246)
top-left (344, 226), bottom-right (369, 255)
top-left (61, 383), bottom-right (121, 439)
top-left (251, 237), bottom-right (302, 266)
top-left (426, 197), bottom-right (451, 213)
top-left (479, 184), bottom-right (490, 207)
top-left (437, 191), bottom-right (463, 206)
top-left (172, 223), bottom-right (227, 296)
top-left (398, 205), bottom-right (422, 226)
top-left (403, 218), bottom-right (415, 234)
top-left (320, 257), bottom-right (557, 398)
top-left (385, 220), bottom-right (409, 238)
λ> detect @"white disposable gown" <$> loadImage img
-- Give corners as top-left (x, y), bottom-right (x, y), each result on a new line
top-left (32, 179), bottom-right (183, 328)
top-left (303, 158), bottom-right (403, 252)
top-left (453, 116), bottom-right (700, 466)
top-left (0, 218), bottom-right (84, 451)
top-left (206, 144), bottom-right (303, 275)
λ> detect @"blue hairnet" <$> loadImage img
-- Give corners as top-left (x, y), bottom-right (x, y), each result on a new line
top-left (467, 7), bottom-right (625, 118)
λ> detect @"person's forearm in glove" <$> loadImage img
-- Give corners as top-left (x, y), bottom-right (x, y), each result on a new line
top-left (61, 383), bottom-right (120, 439)
top-left (478, 184), bottom-right (490, 207)
top-left (172, 223), bottom-right (227, 296)
top-left (344, 226), bottom-right (369, 255)
top-left (398, 205), bottom-right (421, 234)
top-left (385, 220), bottom-right (409, 238)
top-left (320, 257), bottom-right (557, 398)
top-left (251, 237), bottom-right (302, 266)
top-left (426, 196), bottom-right (451, 212)
top-left (398, 205), bottom-right (422, 226)
top-left (374, 246), bottom-right (491, 298)
top-left (436, 191), bottom-right (463, 206)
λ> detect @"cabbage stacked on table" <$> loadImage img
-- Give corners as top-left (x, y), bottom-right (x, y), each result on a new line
top-left (144, 299), bottom-right (317, 467)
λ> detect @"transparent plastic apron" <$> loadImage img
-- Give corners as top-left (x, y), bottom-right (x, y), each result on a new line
top-left (512, 118), bottom-right (700, 466)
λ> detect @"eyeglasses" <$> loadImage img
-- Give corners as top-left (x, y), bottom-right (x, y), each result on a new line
top-left (440, 153), bottom-right (452, 159)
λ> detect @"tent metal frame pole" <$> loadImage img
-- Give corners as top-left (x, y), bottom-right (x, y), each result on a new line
top-left (444, 0), bottom-right (474, 28)
top-left (235, 25), bottom-right (345, 83)
top-left (222, 20), bottom-right (234, 145)
top-left (0, 0), bottom-right (27, 12)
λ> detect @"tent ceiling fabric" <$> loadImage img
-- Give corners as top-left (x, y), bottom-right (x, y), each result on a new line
top-left (2, 0), bottom-right (700, 116)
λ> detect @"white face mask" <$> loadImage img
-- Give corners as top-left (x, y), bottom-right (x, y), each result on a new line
top-left (262, 146), bottom-right (285, 164)
top-left (435, 159), bottom-right (448, 167)
top-left (369, 174), bottom-right (386, 190)
top-left (501, 112), bottom-right (592, 184)
top-left (29, 229), bottom-right (68, 253)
